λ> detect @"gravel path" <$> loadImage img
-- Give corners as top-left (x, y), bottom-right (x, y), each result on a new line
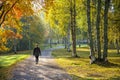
top-left (11, 47), bottom-right (72, 80)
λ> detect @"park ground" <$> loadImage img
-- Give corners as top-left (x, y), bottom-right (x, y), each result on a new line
top-left (0, 46), bottom-right (120, 80)
top-left (52, 47), bottom-right (120, 80)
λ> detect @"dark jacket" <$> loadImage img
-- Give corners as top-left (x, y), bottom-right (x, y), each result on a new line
top-left (33, 47), bottom-right (41, 56)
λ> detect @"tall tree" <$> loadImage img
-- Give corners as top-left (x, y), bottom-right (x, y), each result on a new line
top-left (0, 0), bottom-right (34, 52)
top-left (44, 0), bottom-right (79, 57)
top-left (70, 0), bottom-right (77, 57)
top-left (103, 0), bottom-right (111, 61)
top-left (96, 0), bottom-right (102, 60)
top-left (87, 0), bottom-right (95, 64)
top-left (67, 25), bottom-right (71, 52)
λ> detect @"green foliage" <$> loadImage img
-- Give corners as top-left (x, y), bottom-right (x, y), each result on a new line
top-left (29, 15), bottom-right (45, 43)
top-left (108, 0), bottom-right (120, 44)
top-left (16, 15), bottom-right (46, 51)
top-left (44, 0), bottom-right (86, 37)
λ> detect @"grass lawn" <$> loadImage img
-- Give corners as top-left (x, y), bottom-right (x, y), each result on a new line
top-left (0, 51), bottom-right (31, 80)
top-left (52, 48), bottom-right (120, 80)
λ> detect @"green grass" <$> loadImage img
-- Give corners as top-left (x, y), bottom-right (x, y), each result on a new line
top-left (52, 48), bottom-right (120, 80)
top-left (0, 51), bottom-right (31, 80)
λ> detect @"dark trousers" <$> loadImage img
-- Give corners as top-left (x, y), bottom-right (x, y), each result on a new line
top-left (35, 56), bottom-right (39, 63)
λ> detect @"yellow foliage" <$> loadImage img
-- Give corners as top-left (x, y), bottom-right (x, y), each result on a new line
top-left (13, 6), bottom-right (23, 19)
top-left (16, 33), bottom-right (22, 39)
top-left (0, 45), bottom-right (9, 52)
top-left (0, 28), bottom-right (23, 52)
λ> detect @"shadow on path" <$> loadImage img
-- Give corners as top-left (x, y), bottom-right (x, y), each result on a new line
top-left (11, 46), bottom-right (72, 80)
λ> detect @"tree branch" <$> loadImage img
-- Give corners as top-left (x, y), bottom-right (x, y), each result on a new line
top-left (0, 0), bottom-right (19, 27)
top-left (0, 10), bottom-right (5, 19)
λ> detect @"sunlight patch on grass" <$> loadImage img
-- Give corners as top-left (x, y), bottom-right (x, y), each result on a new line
top-left (77, 48), bottom-right (90, 52)
top-left (0, 52), bottom-right (30, 80)
top-left (52, 48), bottom-right (120, 80)
top-left (0, 54), bottom-right (29, 67)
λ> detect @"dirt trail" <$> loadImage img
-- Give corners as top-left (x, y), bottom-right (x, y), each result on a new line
top-left (11, 47), bottom-right (72, 80)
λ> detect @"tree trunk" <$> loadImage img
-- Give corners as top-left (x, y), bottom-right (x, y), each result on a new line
top-left (73, 0), bottom-right (77, 57)
top-left (70, 0), bottom-right (73, 55)
top-left (94, 40), bottom-right (97, 53)
top-left (67, 25), bottom-right (71, 52)
top-left (64, 37), bottom-right (67, 49)
top-left (87, 0), bottom-right (95, 64)
top-left (29, 40), bottom-right (31, 50)
top-left (70, 0), bottom-right (77, 57)
top-left (14, 39), bottom-right (17, 54)
top-left (49, 38), bottom-right (52, 48)
top-left (57, 37), bottom-right (59, 44)
top-left (103, 0), bottom-right (110, 61)
top-left (96, 0), bottom-right (102, 60)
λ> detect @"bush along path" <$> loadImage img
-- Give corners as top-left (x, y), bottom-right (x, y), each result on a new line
top-left (11, 47), bottom-right (72, 80)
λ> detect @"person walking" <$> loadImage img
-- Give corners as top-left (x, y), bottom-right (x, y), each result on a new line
top-left (33, 44), bottom-right (41, 64)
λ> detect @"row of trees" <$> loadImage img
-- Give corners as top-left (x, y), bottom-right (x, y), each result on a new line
top-left (0, 0), bottom-right (119, 64)
top-left (43, 0), bottom-right (120, 63)
top-left (87, 0), bottom-right (120, 63)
